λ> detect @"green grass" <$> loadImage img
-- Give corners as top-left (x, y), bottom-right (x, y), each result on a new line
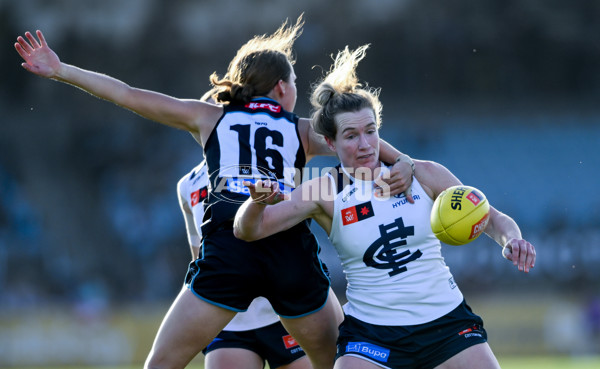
top-left (498, 355), bottom-right (600, 369)
top-left (11, 356), bottom-right (600, 369)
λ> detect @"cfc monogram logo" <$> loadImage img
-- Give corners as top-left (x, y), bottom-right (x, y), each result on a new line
top-left (363, 217), bottom-right (422, 276)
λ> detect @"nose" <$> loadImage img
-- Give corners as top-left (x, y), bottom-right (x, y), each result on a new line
top-left (358, 133), bottom-right (370, 149)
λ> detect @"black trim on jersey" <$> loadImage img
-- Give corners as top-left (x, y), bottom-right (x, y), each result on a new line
top-left (326, 164), bottom-right (354, 195)
top-left (201, 98), bottom-right (305, 237)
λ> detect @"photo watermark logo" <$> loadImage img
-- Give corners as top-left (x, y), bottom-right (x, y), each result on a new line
top-left (206, 164), bottom-right (394, 204)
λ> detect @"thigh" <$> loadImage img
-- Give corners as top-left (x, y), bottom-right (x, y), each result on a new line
top-left (254, 322), bottom-right (308, 369)
top-left (280, 291), bottom-right (342, 369)
top-left (145, 287), bottom-right (237, 369)
top-left (334, 356), bottom-right (383, 369)
top-left (278, 356), bottom-right (312, 369)
top-left (434, 343), bottom-right (500, 369)
top-left (205, 348), bottom-right (264, 369)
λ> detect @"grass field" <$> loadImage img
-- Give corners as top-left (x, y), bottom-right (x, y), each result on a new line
top-left (12, 356), bottom-right (600, 369)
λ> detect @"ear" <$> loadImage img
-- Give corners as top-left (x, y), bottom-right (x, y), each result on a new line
top-left (273, 79), bottom-right (285, 97)
top-left (324, 136), bottom-right (336, 152)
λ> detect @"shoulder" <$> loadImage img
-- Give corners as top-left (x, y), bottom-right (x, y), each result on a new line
top-left (190, 100), bottom-right (224, 131)
top-left (414, 160), bottom-right (461, 200)
top-left (178, 161), bottom-right (207, 195)
top-left (177, 171), bottom-right (191, 198)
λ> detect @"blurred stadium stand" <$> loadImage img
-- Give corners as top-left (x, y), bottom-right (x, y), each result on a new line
top-left (1, 0), bottom-right (599, 366)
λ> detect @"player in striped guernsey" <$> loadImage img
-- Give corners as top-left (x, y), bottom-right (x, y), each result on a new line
top-left (234, 45), bottom-right (536, 369)
top-left (15, 17), bottom-right (415, 369)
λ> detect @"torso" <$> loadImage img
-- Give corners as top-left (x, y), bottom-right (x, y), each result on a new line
top-left (327, 164), bottom-right (463, 325)
top-left (202, 97), bottom-right (306, 235)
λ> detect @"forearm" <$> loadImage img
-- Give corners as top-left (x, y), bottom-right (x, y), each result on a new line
top-left (233, 200), bottom-right (268, 241)
top-left (55, 62), bottom-right (132, 106)
top-left (485, 207), bottom-right (522, 247)
top-left (53, 63), bottom-right (197, 131)
top-left (190, 245), bottom-right (200, 260)
top-left (379, 139), bottom-right (404, 163)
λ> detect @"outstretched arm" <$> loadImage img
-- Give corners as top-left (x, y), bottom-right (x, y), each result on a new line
top-left (15, 30), bottom-right (219, 136)
top-left (417, 160), bottom-right (536, 274)
top-left (233, 179), bottom-right (328, 241)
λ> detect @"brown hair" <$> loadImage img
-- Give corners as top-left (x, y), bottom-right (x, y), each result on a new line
top-left (310, 45), bottom-right (382, 139)
top-left (210, 15), bottom-right (304, 105)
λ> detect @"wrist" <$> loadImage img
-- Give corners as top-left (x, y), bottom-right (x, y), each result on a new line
top-left (395, 153), bottom-right (415, 177)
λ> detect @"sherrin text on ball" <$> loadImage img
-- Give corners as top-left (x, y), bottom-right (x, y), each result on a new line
top-left (430, 185), bottom-right (490, 246)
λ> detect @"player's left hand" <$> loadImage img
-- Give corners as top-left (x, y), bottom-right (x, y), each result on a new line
top-left (15, 30), bottom-right (61, 78)
top-left (502, 238), bottom-right (536, 273)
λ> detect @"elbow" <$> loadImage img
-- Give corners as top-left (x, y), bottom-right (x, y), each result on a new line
top-left (233, 225), bottom-right (256, 242)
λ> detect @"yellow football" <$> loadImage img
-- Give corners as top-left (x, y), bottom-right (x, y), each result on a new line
top-left (430, 185), bottom-right (490, 246)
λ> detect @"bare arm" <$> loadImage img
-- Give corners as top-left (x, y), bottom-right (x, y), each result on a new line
top-left (233, 178), bottom-right (330, 241)
top-left (416, 160), bottom-right (536, 273)
top-left (484, 208), bottom-right (535, 273)
top-left (15, 30), bottom-right (220, 138)
top-left (298, 117), bottom-right (333, 161)
top-left (177, 176), bottom-right (201, 260)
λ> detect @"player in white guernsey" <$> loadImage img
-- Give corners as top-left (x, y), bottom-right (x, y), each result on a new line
top-left (178, 160), bottom-right (309, 369)
top-left (234, 45), bottom-right (536, 369)
top-left (15, 20), bottom-right (416, 369)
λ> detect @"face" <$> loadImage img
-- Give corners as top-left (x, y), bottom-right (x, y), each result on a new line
top-left (278, 62), bottom-right (297, 112)
top-left (326, 108), bottom-right (380, 177)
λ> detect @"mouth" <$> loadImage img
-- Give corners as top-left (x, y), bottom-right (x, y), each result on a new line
top-left (357, 153), bottom-right (374, 161)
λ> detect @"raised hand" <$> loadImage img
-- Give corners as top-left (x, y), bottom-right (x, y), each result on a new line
top-left (15, 30), bottom-right (61, 78)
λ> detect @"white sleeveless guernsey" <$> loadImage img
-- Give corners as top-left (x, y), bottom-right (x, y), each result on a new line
top-left (178, 161), bottom-right (279, 331)
top-left (327, 165), bottom-right (463, 326)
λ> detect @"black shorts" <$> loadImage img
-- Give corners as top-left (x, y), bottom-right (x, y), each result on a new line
top-left (336, 300), bottom-right (487, 369)
top-left (185, 222), bottom-right (330, 317)
top-left (202, 321), bottom-right (306, 368)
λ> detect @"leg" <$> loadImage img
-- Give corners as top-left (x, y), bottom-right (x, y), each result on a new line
top-left (434, 343), bottom-right (501, 369)
top-left (280, 291), bottom-right (343, 369)
top-left (205, 348), bottom-right (264, 369)
top-left (277, 356), bottom-right (311, 369)
top-left (145, 286), bottom-right (236, 369)
top-left (334, 356), bottom-right (382, 369)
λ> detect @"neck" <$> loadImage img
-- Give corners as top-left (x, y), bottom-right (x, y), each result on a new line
top-left (340, 162), bottom-right (384, 182)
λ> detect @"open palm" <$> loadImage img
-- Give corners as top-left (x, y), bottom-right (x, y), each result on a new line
top-left (15, 30), bottom-right (61, 78)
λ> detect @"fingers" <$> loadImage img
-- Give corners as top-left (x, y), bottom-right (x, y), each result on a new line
top-left (404, 184), bottom-right (414, 204)
top-left (14, 42), bottom-right (29, 60)
top-left (17, 36), bottom-right (34, 54)
top-left (15, 30), bottom-right (44, 57)
top-left (504, 239), bottom-right (536, 273)
top-left (379, 160), bottom-right (414, 200)
top-left (243, 179), bottom-right (283, 204)
top-left (376, 178), bottom-right (412, 200)
top-left (25, 31), bottom-right (42, 49)
top-left (37, 30), bottom-right (47, 47)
